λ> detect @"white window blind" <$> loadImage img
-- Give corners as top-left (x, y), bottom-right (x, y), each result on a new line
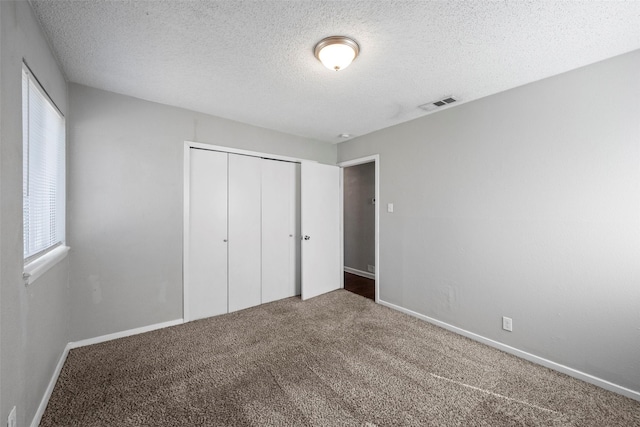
top-left (22, 66), bottom-right (66, 261)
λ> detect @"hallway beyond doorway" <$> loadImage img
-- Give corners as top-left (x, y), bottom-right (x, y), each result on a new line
top-left (344, 272), bottom-right (374, 300)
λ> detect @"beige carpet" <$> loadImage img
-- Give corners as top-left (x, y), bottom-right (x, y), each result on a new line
top-left (41, 290), bottom-right (639, 426)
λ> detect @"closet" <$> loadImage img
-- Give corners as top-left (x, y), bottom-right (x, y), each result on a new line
top-left (187, 148), bottom-right (300, 321)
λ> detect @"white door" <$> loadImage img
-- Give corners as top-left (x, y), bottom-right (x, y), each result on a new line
top-left (301, 162), bottom-right (341, 300)
top-left (262, 160), bottom-right (298, 303)
top-left (188, 149), bottom-right (228, 320)
top-left (228, 154), bottom-right (262, 312)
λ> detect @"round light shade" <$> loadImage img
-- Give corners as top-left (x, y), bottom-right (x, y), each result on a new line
top-left (314, 36), bottom-right (360, 71)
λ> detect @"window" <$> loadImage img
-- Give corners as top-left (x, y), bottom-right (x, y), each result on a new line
top-left (22, 65), bottom-right (66, 262)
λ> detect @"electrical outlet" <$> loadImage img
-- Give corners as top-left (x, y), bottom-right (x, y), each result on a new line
top-left (367, 265), bottom-right (375, 273)
top-left (502, 316), bottom-right (513, 332)
top-left (8, 406), bottom-right (16, 427)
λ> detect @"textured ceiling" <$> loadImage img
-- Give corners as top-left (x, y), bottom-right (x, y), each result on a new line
top-left (30, 0), bottom-right (640, 143)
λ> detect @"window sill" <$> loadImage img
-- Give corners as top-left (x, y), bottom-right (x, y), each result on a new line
top-left (24, 246), bottom-right (70, 286)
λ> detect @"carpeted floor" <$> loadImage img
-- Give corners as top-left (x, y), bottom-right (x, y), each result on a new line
top-left (41, 290), bottom-right (639, 426)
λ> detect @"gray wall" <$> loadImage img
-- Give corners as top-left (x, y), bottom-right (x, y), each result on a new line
top-left (343, 162), bottom-right (375, 273)
top-left (0, 1), bottom-right (70, 426)
top-left (338, 50), bottom-right (640, 393)
top-left (68, 83), bottom-right (336, 341)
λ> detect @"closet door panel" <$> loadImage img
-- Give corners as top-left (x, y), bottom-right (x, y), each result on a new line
top-left (262, 160), bottom-right (296, 303)
top-left (293, 163), bottom-right (301, 296)
top-left (228, 154), bottom-right (262, 312)
top-left (188, 149), bottom-right (228, 320)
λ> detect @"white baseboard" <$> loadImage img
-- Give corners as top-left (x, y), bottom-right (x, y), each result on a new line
top-left (68, 318), bottom-right (184, 349)
top-left (30, 343), bottom-right (72, 427)
top-left (377, 299), bottom-right (640, 402)
top-left (344, 266), bottom-right (375, 280)
top-left (31, 318), bottom-right (184, 427)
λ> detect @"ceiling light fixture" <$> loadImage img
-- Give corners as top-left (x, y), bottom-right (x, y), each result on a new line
top-left (314, 36), bottom-right (360, 71)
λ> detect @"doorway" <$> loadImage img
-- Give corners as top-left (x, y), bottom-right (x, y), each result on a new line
top-left (339, 155), bottom-right (379, 302)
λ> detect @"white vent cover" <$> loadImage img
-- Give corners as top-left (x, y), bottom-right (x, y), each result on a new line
top-left (419, 96), bottom-right (457, 111)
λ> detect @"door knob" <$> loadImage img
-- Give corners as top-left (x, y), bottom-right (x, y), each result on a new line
top-left (304, 235), bottom-right (311, 240)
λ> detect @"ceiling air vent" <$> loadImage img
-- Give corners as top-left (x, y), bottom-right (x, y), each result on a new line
top-left (419, 96), bottom-right (458, 111)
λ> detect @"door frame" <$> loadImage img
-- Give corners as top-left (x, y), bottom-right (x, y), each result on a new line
top-left (183, 141), bottom-right (312, 321)
top-left (338, 154), bottom-right (380, 303)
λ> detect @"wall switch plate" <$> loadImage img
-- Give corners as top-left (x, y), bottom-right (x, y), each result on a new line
top-left (387, 203), bottom-right (394, 213)
top-left (502, 316), bottom-right (513, 332)
top-left (367, 265), bottom-right (375, 273)
top-left (8, 406), bottom-right (16, 427)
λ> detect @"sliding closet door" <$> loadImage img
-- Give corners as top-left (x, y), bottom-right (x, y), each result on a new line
top-left (262, 160), bottom-right (299, 303)
top-left (188, 149), bottom-right (228, 321)
top-left (293, 163), bottom-right (302, 296)
top-left (228, 154), bottom-right (262, 312)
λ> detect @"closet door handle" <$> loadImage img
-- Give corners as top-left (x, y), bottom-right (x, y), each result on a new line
top-left (304, 235), bottom-right (311, 240)
top-left (223, 239), bottom-right (228, 242)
